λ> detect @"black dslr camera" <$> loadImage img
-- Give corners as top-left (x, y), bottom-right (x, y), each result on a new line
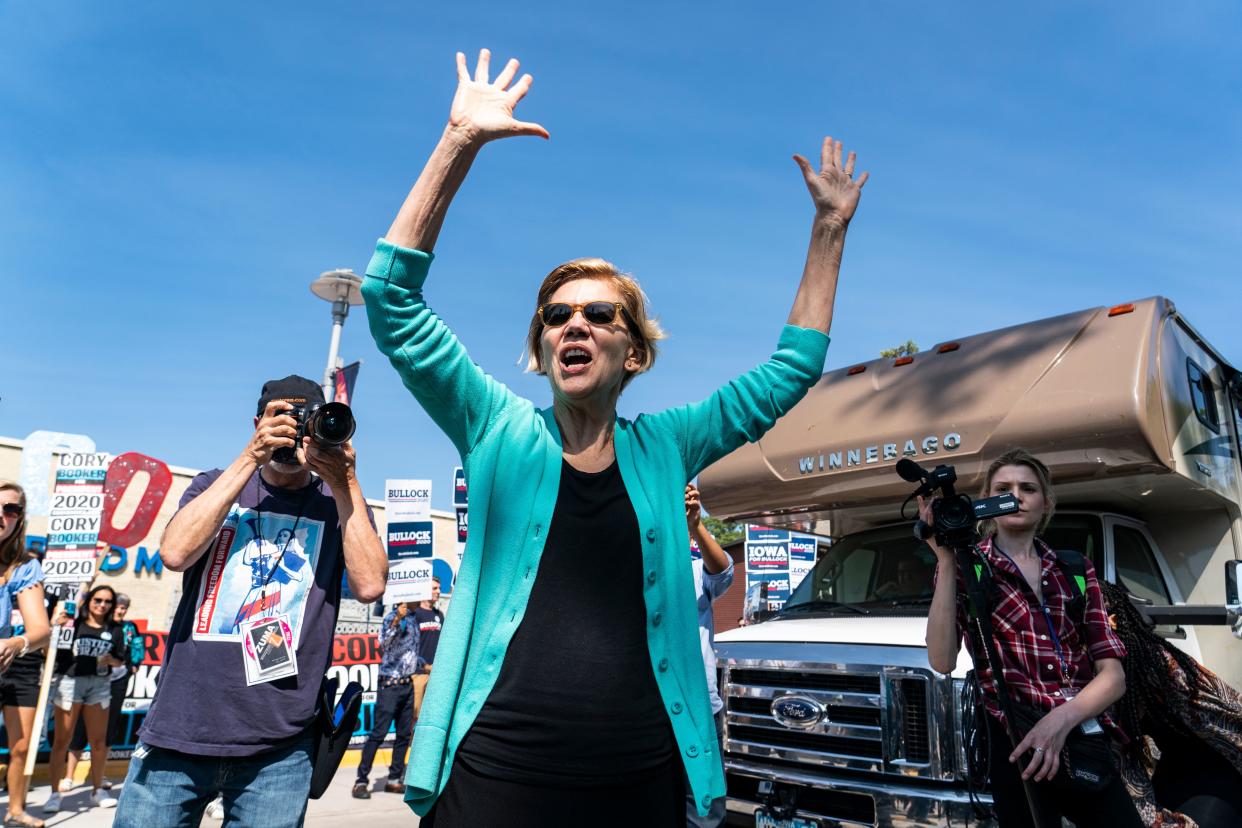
top-left (271, 402), bottom-right (356, 465)
top-left (896, 458), bottom-right (1018, 548)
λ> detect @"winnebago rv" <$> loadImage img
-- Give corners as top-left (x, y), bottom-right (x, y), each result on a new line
top-left (699, 297), bottom-right (1242, 827)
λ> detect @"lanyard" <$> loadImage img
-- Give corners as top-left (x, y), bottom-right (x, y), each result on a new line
top-left (994, 544), bottom-right (1074, 685)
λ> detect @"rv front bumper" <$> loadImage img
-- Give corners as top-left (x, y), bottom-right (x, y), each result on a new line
top-left (724, 757), bottom-right (994, 828)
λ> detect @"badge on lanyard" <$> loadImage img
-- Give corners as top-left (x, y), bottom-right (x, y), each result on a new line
top-left (239, 613), bottom-right (298, 686)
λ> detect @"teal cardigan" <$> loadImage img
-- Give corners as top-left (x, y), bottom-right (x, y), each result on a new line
top-left (362, 240), bottom-right (829, 817)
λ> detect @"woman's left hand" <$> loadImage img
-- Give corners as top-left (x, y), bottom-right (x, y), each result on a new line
top-left (1009, 705), bottom-right (1075, 782)
top-left (793, 137), bottom-right (868, 227)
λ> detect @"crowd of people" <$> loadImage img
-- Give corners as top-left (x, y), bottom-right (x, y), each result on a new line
top-left (0, 44), bottom-right (1239, 828)
top-left (0, 480), bottom-right (145, 826)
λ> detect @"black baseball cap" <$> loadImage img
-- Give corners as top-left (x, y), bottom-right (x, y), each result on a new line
top-left (256, 375), bottom-right (324, 417)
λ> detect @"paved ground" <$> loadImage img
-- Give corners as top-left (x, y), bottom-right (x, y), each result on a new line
top-left (3, 755), bottom-right (419, 827)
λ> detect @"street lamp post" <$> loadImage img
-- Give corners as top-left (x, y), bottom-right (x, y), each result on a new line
top-left (309, 268), bottom-right (365, 400)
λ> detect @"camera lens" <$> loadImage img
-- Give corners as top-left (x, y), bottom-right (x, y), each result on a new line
top-left (936, 495), bottom-right (973, 531)
top-left (308, 402), bottom-right (355, 446)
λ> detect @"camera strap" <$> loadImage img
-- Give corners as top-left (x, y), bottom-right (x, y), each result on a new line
top-left (958, 544), bottom-right (1051, 826)
top-left (251, 471), bottom-right (319, 592)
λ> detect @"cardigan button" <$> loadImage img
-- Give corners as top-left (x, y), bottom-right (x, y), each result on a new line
top-left (671, 702), bottom-right (683, 714)
top-left (658, 658), bottom-right (669, 672)
top-left (686, 745), bottom-right (699, 758)
top-left (653, 612), bottom-right (663, 627)
top-left (647, 570), bottom-right (657, 585)
top-left (646, 529), bottom-right (657, 542)
top-left (701, 795), bottom-right (713, 809)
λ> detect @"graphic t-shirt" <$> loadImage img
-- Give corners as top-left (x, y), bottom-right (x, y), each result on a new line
top-left (413, 606), bottom-right (444, 666)
top-left (59, 622), bottom-right (125, 677)
top-left (139, 469), bottom-right (362, 757)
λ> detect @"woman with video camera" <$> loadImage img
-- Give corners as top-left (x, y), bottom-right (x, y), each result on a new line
top-left (923, 448), bottom-right (1143, 827)
top-left (362, 48), bottom-right (867, 826)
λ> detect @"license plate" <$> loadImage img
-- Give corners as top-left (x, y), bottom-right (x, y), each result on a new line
top-left (755, 810), bottom-right (818, 828)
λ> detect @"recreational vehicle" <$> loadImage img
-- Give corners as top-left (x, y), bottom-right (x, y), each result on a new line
top-left (699, 297), bottom-right (1242, 827)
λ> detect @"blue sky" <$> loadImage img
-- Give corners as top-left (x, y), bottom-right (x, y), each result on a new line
top-left (4, 2), bottom-right (1240, 512)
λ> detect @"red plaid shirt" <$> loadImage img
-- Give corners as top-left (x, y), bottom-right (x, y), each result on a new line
top-left (942, 537), bottom-right (1127, 736)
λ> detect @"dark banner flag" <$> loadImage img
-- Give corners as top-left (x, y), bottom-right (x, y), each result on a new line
top-left (332, 361), bottom-right (361, 405)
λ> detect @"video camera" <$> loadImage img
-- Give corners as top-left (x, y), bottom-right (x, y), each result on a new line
top-left (271, 402), bottom-right (356, 465)
top-left (896, 458), bottom-right (1018, 548)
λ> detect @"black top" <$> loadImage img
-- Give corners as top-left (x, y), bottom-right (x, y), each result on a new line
top-left (454, 460), bottom-right (675, 786)
top-left (58, 621), bottom-right (125, 677)
top-left (414, 606), bottom-right (444, 665)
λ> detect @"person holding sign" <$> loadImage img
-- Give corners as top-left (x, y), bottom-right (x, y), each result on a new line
top-left (362, 48), bottom-right (865, 825)
top-left (353, 600), bottom-right (421, 799)
top-left (112, 376), bottom-right (386, 828)
top-left (0, 482), bottom-right (50, 828)
top-left (683, 484), bottom-right (733, 828)
top-left (44, 584), bottom-right (125, 813)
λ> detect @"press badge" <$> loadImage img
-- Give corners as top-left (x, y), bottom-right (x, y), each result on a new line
top-left (239, 613), bottom-right (298, 686)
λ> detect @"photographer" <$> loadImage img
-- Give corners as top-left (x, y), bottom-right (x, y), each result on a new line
top-left (923, 448), bottom-right (1142, 827)
top-left (113, 375), bottom-right (386, 828)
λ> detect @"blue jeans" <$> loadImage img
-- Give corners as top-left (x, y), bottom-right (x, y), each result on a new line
top-left (114, 736), bottom-right (313, 828)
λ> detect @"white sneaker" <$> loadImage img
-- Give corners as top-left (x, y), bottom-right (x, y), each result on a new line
top-left (42, 793), bottom-right (62, 813)
top-left (59, 777), bottom-right (75, 791)
top-left (205, 798), bottom-right (225, 819)
top-left (92, 788), bottom-right (118, 809)
top-left (100, 776), bottom-right (113, 790)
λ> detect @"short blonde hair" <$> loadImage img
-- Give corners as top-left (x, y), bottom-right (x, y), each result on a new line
top-left (523, 258), bottom-right (666, 389)
top-left (977, 448), bottom-right (1057, 538)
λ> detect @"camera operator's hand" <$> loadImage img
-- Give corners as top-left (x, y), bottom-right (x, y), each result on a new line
top-left (303, 438), bottom-right (356, 491)
top-left (246, 401), bottom-right (299, 467)
top-left (917, 496), bottom-right (952, 564)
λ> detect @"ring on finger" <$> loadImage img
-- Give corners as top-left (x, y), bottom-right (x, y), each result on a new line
top-left (1033, 746), bottom-right (1046, 753)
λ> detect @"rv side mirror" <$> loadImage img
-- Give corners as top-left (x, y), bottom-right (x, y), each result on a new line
top-left (1226, 560), bottom-right (1242, 608)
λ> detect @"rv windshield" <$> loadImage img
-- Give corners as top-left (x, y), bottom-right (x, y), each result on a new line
top-left (780, 514), bottom-right (1106, 616)
top-left (781, 525), bottom-right (937, 615)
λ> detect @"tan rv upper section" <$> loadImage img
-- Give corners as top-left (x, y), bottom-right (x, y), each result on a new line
top-left (700, 297), bottom-right (1225, 536)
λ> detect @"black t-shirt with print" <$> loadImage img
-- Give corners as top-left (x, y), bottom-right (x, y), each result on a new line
top-left (413, 606), bottom-right (444, 665)
top-left (57, 621), bottom-right (125, 677)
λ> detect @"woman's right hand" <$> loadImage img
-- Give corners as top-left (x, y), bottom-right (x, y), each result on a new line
top-left (448, 49), bottom-right (549, 146)
top-left (917, 496), bottom-right (953, 564)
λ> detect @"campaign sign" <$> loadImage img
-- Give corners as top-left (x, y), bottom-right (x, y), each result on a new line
top-left (385, 479), bottom-right (432, 522)
top-left (44, 453), bottom-right (110, 583)
top-left (455, 508), bottom-right (468, 544)
top-left (384, 558), bottom-right (433, 604)
top-left (746, 572), bottom-right (791, 611)
top-left (788, 536), bottom-right (818, 591)
top-left (746, 525), bottom-right (790, 544)
top-left (746, 540), bottom-right (789, 570)
top-left (387, 520), bottom-right (433, 561)
top-left (453, 467), bottom-right (467, 507)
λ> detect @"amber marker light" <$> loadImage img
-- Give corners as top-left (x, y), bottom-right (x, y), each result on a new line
top-left (937, 342), bottom-right (960, 354)
top-left (847, 365), bottom-right (866, 375)
top-left (1108, 303), bottom-right (1135, 317)
top-left (893, 356), bottom-right (914, 367)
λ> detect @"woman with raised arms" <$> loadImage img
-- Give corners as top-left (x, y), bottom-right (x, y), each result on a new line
top-left (362, 49), bottom-right (867, 826)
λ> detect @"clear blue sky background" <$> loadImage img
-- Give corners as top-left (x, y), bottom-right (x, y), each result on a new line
top-left (4, 2), bottom-right (1240, 512)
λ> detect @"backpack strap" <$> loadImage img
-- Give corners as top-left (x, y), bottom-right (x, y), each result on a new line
top-left (1052, 547), bottom-right (1089, 625)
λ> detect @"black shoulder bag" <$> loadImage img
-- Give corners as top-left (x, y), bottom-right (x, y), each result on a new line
top-left (308, 675), bottom-right (365, 799)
